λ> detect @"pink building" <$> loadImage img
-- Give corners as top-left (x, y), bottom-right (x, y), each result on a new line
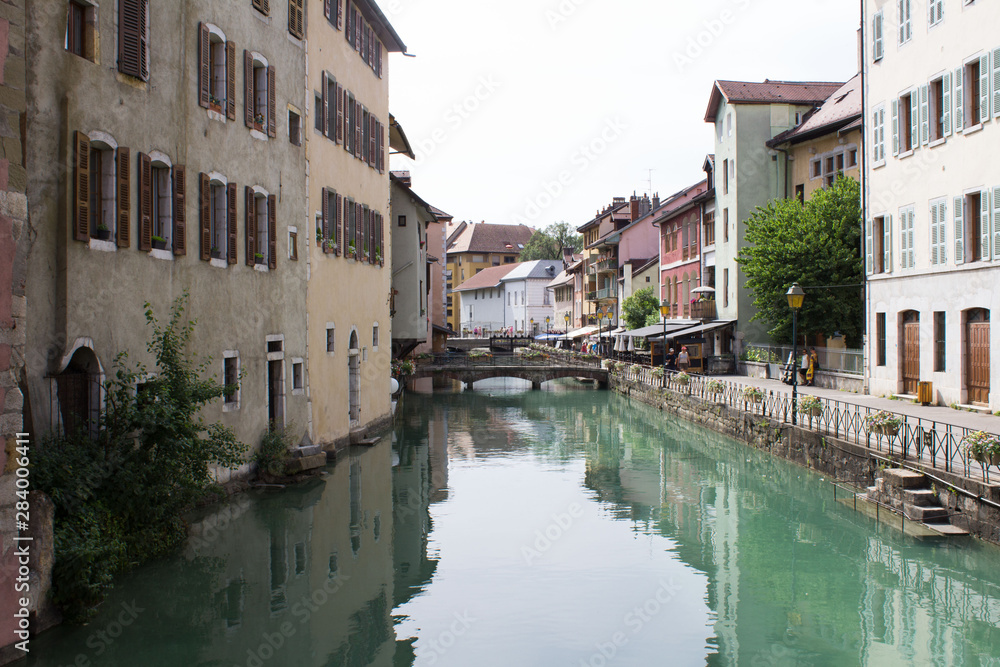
top-left (653, 180), bottom-right (709, 319)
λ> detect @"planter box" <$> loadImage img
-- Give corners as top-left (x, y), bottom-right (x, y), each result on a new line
top-left (873, 424), bottom-right (900, 437)
top-left (94, 228), bottom-right (112, 241)
top-left (152, 239), bottom-right (167, 250)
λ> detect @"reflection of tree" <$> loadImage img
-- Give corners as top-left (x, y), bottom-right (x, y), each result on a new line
top-left (322, 590), bottom-right (393, 667)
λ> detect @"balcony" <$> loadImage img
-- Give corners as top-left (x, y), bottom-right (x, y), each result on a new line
top-left (589, 258), bottom-right (617, 274)
top-left (691, 299), bottom-right (717, 320)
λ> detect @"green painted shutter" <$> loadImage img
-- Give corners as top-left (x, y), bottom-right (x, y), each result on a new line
top-left (930, 203), bottom-right (939, 265)
top-left (993, 47), bottom-right (1000, 120)
top-left (884, 214), bottom-right (893, 273)
top-left (938, 201), bottom-right (947, 264)
top-left (873, 12), bottom-right (883, 61)
top-left (891, 99), bottom-right (899, 156)
top-left (910, 91), bottom-right (919, 151)
top-left (920, 85), bottom-right (929, 145)
top-left (980, 53), bottom-right (991, 124)
top-left (908, 210), bottom-right (915, 269)
top-left (954, 196), bottom-right (965, 265)
top-left (943, 71), bottom-right (952, 135)
top-left (981, 189), bottom-right (991, 260)
top-left (993, 186), bottom-right (1000, 259)
top-left (954, 67), bottom-right (964, 132)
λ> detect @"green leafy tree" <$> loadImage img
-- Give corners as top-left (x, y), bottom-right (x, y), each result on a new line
top-left (519, 222), bottom-right (582, 261)
top-left (621, 287), bottom-right (659, 331)
top-left (33, 292), bottom-right (247, 619)
top-left (736, 177), bottom-right (863, 346)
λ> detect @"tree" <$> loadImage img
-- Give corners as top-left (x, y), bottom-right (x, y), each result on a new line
top-left (736, 177), bottom-right (863, 346)
top-left (621, 287), bottom-right (659, 331)
top-left (519, 222), bottom-right (582, 261)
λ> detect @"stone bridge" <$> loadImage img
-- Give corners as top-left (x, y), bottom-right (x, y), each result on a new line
top-left (411, 355), bottom-right (608, 390)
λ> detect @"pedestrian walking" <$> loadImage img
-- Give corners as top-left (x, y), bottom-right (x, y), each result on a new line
top-left (677, 346), bottom-right (690, 372)
top-left (666, 347), bottom-right (677, 371)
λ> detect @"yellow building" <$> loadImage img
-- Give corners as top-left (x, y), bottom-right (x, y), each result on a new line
top-left (767, 74), bottom-right (862, 201)
top-left (445, 222), bottom-right (534, 333)
top-left (305, 1), bottom-right (405, 448)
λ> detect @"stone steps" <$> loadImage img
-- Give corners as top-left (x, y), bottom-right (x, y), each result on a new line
top-left (866, 468), bottom-right (967, 536)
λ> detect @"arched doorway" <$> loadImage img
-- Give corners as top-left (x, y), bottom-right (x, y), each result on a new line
top-left (348, 330), bottom-right (360, 425)
top-left (55, 347), bottom-right (101, 437)
top-left (900, 310), bottom-right (920, 395)
top-left (965, 308), bottom-right (990, 405)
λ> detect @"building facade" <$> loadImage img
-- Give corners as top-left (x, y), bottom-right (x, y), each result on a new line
top-left (863, 0), bottom-right (999, 408)
top-left (389, 171), bottom-right (438, 358)
top-left (655, 180), bottom-right (710, 319)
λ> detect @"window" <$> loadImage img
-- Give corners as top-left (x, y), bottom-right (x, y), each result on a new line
top-left (288, 0), bottom-right (304, 39)
top-left (703, 209), bottom-right (714, 245)
top-left (876, 313), bottom-right (886, 366)
top-left (723, 159), bottom-right (729, 194)
top-left (202, 176), bottom-right (235, 262)
top-left (723, 269), bottom-right (729, 308)
top-left (245, 52), bottom-right (275, 137)
top-left (847, 149), bottom-right (858, 168)
top-left (72, 132), bottom-right (132, 247)
top-left (933, 312), bottom-right (946, 371)
top-left (246, 190), bottom-right (274, 267)
top-left (149, 162), bottom-right (173, 250)
top-left (251, 0), bottom-right (269, 15)
top-left (398, 215), bottom-right (406, 227)
top-left (723, 208), bottom-right (729, 243)
top-left (928, 199), bottom-right (948, 265)
top-left (223, 352), bottom-right (240, 409)
top-left (894, 91), bottom-right (916, 154)
top-left (726, 112), bottom-right (732, 137)
top-left (118, 0), bottom-right (149, 81)
top-left (899, 206), bottom-right (915, 269)
top-left (289, 110), bottom-right (301, 146)
top-left (292, 361), bottom-right (303, 392)
top-left (928, 0), bottom-right (943, 25)
top-left (198, 24), bottom-right (234, 119)
top-left (504, 256), bottom-right (515, 263)
top-left (795, 184), bottom-right (805, 202)
top-left (872, 10), bottom-right (884, 61)
top-left (810, 159), bottom-right (822, 180)
top-left (961, 56), bottom-right (990, 128)
top-left (867, 215), bottom-right (889, 274)
top-left (955, 191), bottom-right (988, 263)
top-left (319, 188), bottom-right (341, 255)
top-left (325, 0), bottom-right (344, 29)
top-left (897, 0), bottom-right (912, 45)
top-left (326, 324), bottom-right (335, 353)
top-left (872, 104), bottom-right (886, 165)
top-left (372, 324), bottom-right (379, 349)
top-left (67, 1), bottom-right (97, 61)
top-left (289, 228), bottom-right (298, 261)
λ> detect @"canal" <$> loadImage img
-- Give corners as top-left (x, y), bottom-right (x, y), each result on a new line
top-left (24, 379), bottom-right (1000, 666)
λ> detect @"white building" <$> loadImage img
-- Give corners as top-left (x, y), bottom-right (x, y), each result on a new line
top-left (453, 260), bottom-right (559, 335)
top-left (863, 0), bottom-right (998, 408)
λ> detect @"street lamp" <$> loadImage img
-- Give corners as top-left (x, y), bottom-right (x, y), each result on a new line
top-left (545, 316), bottom-right (550, 337)
top-left (660, 299), bottom-right (670, 383)
top-left (530, 318), bottom-right (534, 337)
top-left (786, 282), bottom-right (805, 425)
top-left (596, 307), bottom-right (604, 358)
top-left (564, 312), bottom-right (570, 334)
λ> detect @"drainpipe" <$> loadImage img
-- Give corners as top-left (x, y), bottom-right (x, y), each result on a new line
top-left (860, 0), bottom-right (870, 394)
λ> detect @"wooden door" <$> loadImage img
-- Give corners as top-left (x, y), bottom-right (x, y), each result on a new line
top-left (902, 312), bottom-right (920, 395)
top-left (967, 310), bottom-right (990, 405)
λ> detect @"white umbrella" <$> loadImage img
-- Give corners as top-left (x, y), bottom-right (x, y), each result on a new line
top-left (628, 336), bottom-right (635, 352)
top-left (615, 335), bottom-right (624, 352)
top-left (691, 286), bottom-right (716, 295)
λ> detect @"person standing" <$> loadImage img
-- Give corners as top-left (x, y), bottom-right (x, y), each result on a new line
top-left (666, 347), bottom-right (677, 371)
top-left (677, 346), bottom-right (690, 372)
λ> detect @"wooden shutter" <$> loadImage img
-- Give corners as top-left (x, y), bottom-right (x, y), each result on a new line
top-left (321, 72), bottom-right (329, 137)
top-left (909, 92), bottom-right (918, 151)
top-left (954, 195), bottom-right (965, 265)
top-left (378, 213), bottom-right (384, 266)
top-left (954, 67), bottom-right (964, 133)
top-left (980, 53), bottom-right (990, 124)
top-left (872, 12), bottom-right (883, 61)
top-left (334, 193), bottom-right (342, 256)
top-left (345, 2), bottom-right (353, 46)
top-left (891, 99), bottom-right (899, 156)
top-left (355, 202), bottom-right (362, 257)
top-left (244, 50), bottom-right (254, 128)
top-left (117, 148), bottom-right (131, 248)
top-left (337, 0), bottom-right (344, 30)
top-left (865, 218), bottom-right (873, 275)
top-left (336, 84), bottom-right (344, 144)
top-left (377, 39), bottom-right (383, 78)
top-left (907, 210), bottom-right (915, 268)
top-left (268, 194), bottom-right (277, 269)
top-left (198, 23), bottom-right (210, 108)
top-left (993, 186), bottom-right (1000, 260)
top-left (118, 0), bottom-right (147, 80)
top-left (342, 195), bottom-right (349, 256)
top-left (245, 187), bottom-right (256, 266)
top-left (981, 190), bottom-right (991, 261)
top-left (289, 0), bottom-right (304, 40)
top-left (173, 165), bottom-right (186, 256)
top-left (227, 182), bottom-right (238, 264)
top-left (200, 173), bottom-right (211, 261)
top-left (883, 214), bottom-right (892, 273)
top-left (267, 66), bottom-right (276, 137)
top-left (73, 131), bottom-right (90, 241)
top-left (321, 187), bottom-right (331, 253)
top-left (226, 41), bottom-right (237, 120)
top-left (942, 71), bottom-right (952, 136)
top-left (355, 8), bottom-right (362, 52)
top-left (355, 100), bottom-right (362, 158)
top-left (138, 151), bottom-right (152, 251)
top-left (378, 120), bottom-right (384, 172)
top-left (324, 0), bottom-right (331, 19)
top-left (369, 115), bottom-right (376, 167)
top-left (930, 202), bottom-right (939, 266)
top-left (919, 84), bottom-right (929, 145)
top-left (993, 47), bottom-right (1000, 120)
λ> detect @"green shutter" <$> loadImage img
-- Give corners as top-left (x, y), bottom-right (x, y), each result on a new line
top-left (993, 47), bottom-right (1000, 120)
top-left (980, 53), bottom-right (991, 124)
top-left (954, 196), bottom-right (964, 265)
top-left (930, 203), bottom-right (939, 266)
top-left (873, 12), bottom-right (883, 61)
top-left (866, 217), bottom-right (873, 275)
top-left (910, 91), bottom-right (919, 151)
top-left (955, 67), bottom-right (964, 132)
top-left (920, 84), bottom-right (929, 145)
top-left (981, 189), bottom-right (991, 260)
top-left (891, 99), bottom-right (899, 156)
top-left (993, 186), bottom-right (1000, 260)
top-left (943, 71), bottom-right (952, 136)
top-left (884, 214), bottom-right (893, 273)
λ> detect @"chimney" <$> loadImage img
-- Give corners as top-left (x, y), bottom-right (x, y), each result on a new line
top-left (629, 195), bottom-right (639, 222)
top-left (562, 246), bottom-right (574, 267)
top-left (652, 192), bottom-right (660, 209)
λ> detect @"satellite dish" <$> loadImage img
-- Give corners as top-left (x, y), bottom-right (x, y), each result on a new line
top-left (390, 378), bottom-right (400, 394)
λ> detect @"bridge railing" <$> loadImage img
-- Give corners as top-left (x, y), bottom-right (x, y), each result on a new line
top-left (416, 350), bottom-right (602, 369)
top-left (610, 364), bottom-right (1000, 484)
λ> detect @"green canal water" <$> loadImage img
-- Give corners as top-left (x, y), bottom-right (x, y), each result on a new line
top-left (23, 379), bottom-right (1000, 666)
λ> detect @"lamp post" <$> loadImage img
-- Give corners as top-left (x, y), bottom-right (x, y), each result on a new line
top-left (660, 299), bottom-right (670, 384)
top-left (786, 282), bottom-right (805, 425)
top-left (597, 307), bottom-right (604, 358)
top-left (564, 313), bottom-right (570, 332)
top-left (546, 316), bottom-right (550, 337)
top-left (530, 318), bottom-right (534, 336)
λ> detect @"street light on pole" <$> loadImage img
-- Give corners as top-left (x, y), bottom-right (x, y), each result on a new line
top-left (546, 316), bottom-right (550, 337)
top-left (786, 282), bottom-right (805, 425)
top-left (660, 299), bottom-right (670, 384)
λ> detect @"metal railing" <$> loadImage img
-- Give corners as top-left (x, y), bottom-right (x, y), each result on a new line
top-left (742, 343), bottom-right (865, 376)
top-left (610, 365), bottom-right (1000, 485)
top-left (417, 349), bottom-right (602, 369)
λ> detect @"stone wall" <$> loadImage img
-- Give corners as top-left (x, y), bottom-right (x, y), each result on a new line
top-left (612, 373), bottom-right (1000, 545)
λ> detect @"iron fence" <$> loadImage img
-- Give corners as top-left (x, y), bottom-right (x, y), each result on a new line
top-left (611, 365), bottom-right (1000, 485)
top-left (417, 349), bottom-right (602, 369)
top-left (742, 343), bottom-right (864, 376)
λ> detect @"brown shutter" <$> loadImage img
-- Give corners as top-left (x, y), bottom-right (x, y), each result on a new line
top-left (245, 186), bottom-right (256, 266)
top-left (138, 151), bottom-right (152, 251)
top-left (226, 41), bottom-right (237, 120)
top-left (369, 115), bottom-right (376, 168)
top-left (267, 194), bottom-right (277, 269)
top-left (200, 172), bottom-right (210, 260)
top-left (355, 202), bottom-right (362, 257)
top-left (198, 23), bottom-right (210, 108)
top-left (116, 147), bottom-right (131, 248)
top-left (73, 131), bottom-right (90, 241)
top-left (377, 39), bottom-right (382, 78)
top-left (244, 50), bottom-right (254, 128)
top-left (335, 193), bottom-right (342, 256)
top-left (289, 0), bottom-right (304, 39)
top-left (354, 100), bottom-right (362, 157)
top-left (324, 0), bottom-right (331, 19)
top-left (378, 213), bottom-right (384, 266)
top-left (337, 0), bottom-right (344, 30)
top-left (378, 120), bottom-right (385, 173)
top-left (172, 165), bottom-right (186, 256)
top-left (355, 8), bottom-right (362, 52)
top-left (118, 0), bottom-right (145, 79)
top-left (267, 66), bottom-right (276, 137)
top-left (227, 182), bottom-right (237, 264)
top-left (321, 72), bottom-right (329, 137)
top-left (336, 84), bottom-right (344, 144)
top-left (321, 187), bottom-right (330, 253)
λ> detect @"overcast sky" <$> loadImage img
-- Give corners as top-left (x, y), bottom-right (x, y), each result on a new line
top-left (383, 0), bottom-right (860, 230)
